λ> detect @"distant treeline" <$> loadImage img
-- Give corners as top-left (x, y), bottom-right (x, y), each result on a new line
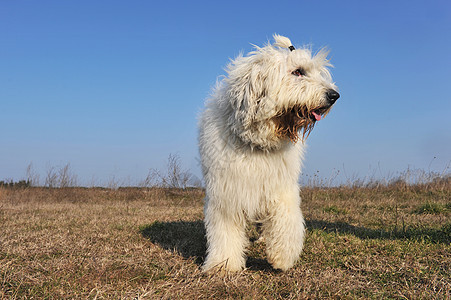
top-left (0, 179), bottom-right (31, 189)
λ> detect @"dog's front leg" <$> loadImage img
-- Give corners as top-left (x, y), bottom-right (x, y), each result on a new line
top-left (202, 201), bottom-right (248, 272)
top-left (263, 190), bottom-right (306, 271)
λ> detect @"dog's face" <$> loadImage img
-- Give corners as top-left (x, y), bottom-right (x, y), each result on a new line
top-left (271, 45), bottom-right (340, 142)
top-left (225, 35), bottom-right (339, 149)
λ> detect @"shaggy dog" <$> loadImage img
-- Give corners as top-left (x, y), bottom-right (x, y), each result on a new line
top-left (198, 35), bottom-right (339, 272)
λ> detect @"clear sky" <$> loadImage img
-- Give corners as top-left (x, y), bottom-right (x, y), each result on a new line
top-left (1, 0), bottom-right (450, 186)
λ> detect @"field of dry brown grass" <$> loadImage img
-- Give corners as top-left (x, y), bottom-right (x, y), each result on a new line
top-left (0, 181), bottom-right (450, 299)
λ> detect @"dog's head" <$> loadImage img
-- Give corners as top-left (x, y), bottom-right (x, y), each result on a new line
top-left (225, 34), bottom-right (339, 149)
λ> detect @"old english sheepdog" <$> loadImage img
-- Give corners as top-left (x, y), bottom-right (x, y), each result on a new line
top-left (198, 35), bottom-right (339, 272)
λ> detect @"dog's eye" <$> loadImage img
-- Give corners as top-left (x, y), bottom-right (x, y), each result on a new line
top-left (292, 68), bottom-right (306, 77)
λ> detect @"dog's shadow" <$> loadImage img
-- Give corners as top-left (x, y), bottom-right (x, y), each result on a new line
top-left (306, 219), bottom-right (450, 244)
top-left (139, 220), bottom-right (278, 271)
top-left (140, 218), bottom-right (450, 271)
top-left (140, 220), bottom-right (207, 265)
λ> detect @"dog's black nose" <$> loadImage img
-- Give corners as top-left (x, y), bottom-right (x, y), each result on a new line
top-left (326, 89), bottom-right (340, 104)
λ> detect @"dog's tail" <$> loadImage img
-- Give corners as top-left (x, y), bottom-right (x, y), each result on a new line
top-left (273, 34), bottom-right (293, 49)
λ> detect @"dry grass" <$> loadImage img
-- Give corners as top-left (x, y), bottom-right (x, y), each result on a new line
top-left (0, 182), bottom-right (450, 299)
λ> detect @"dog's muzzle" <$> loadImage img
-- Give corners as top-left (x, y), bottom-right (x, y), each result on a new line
top-left (310, 89), bottom-right (340, 122)
top-left (326, 89), bottom-right (340, 105)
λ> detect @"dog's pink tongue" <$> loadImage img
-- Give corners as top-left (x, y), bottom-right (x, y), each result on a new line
top-left (312, 111), bottom-right (322, 121)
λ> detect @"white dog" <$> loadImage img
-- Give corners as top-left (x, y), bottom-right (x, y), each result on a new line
top-left (198, 35), bottom-right (339, 272)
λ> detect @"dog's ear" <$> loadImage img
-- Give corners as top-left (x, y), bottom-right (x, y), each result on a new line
top-left (226, 55), bottom-right (268, 127)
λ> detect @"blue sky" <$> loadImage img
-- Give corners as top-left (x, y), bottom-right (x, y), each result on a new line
top-left (1, 1), bottom-right (450, 186)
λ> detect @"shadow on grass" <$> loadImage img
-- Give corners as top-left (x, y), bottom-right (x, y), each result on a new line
top-left (140, 220), bottom-right (206, 265)
top-left (140, 218), bottom-right (450, 271)
top-left (245, 257), bottom-right (282, 273)
top-left (306, 219), bottom-right (451, 244)
top-left (139, 221), bottom-right (279, 271)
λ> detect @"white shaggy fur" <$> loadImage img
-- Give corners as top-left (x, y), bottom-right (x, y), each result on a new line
top-left (198, 35), bottom-right (339, 272)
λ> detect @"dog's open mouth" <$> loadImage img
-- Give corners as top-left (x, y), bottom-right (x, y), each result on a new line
top-left (310, 107), bottom-right (330, 121)
top-left (311, 110), bottom-right (322, 121)
top-left (272, 105), bottom-right (330, 142)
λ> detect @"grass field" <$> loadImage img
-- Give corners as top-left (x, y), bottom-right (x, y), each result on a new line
top-left (0, 180), bottom-right (450, 299)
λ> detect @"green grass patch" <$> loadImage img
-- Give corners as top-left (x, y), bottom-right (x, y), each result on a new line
top-left (322, 205), bottom-right (347, 215)
top-left (414, 202), bottom-right (448, 214)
